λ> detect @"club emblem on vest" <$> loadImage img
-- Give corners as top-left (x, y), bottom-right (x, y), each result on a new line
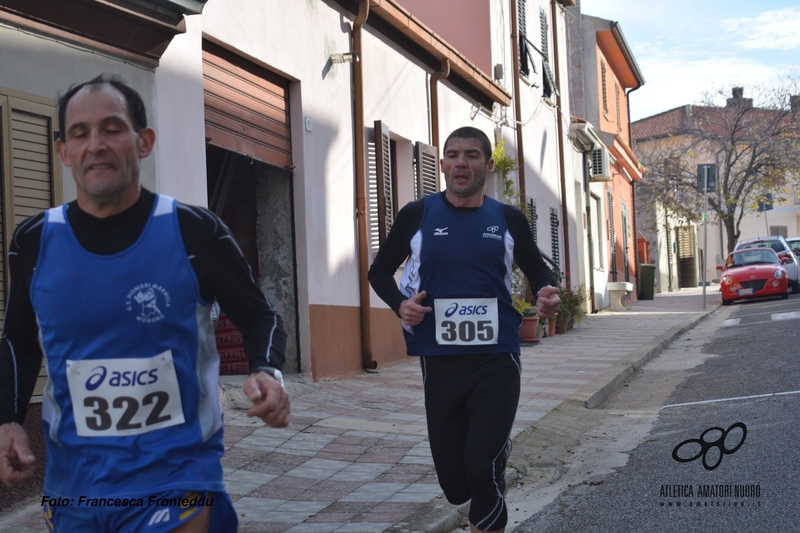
top-left (126, 283), bottom-right (171, 324)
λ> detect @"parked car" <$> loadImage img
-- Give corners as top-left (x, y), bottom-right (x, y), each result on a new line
top-left (734, 236), bottom-right (800, 294)
top-left (786, 237), bottom-right (800, 257)
top-left (717, 248), bottom-right (790, 305)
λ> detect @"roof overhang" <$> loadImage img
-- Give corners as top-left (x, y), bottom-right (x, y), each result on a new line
top-left (336, 0), bottom-right (512, 109)
top-left (595, 21), bottom-right (644, 89)
top-left (0, 0), bottom-right (207, 64)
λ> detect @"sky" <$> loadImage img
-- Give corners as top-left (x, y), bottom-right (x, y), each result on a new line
top-left (579, 0), bottom-right (800, 122)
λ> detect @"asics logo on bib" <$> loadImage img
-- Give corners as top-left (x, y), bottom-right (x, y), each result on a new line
top-left (85, 365), bottom-right (159, 390)
top-left (444, 302), bottom-right (489, 318)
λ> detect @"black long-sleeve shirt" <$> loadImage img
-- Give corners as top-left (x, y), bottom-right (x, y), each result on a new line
top-left (368, 192), bottom-right (557, 314)
top-left (0, 188), bottom-right (286, 425)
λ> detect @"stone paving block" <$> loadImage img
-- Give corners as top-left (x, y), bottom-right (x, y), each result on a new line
top-left (235, 496), bottom-right (287, 520)
top-left (285, 459), bottom-right (350, 479)
top-left (340, 483), bottom-right (408, 502)
top-left (333, 524), bottom-right (394, 532)
top-left (329, 469), bottom-right (388, 483)
top-left (386, 484), bottom-right (441, 503)
top-left (283, 523), bottom-right (344, 532)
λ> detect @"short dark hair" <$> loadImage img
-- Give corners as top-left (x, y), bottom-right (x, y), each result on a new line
top-left (58, 74), bottom-right (148, 141)
top-left (443, 126), bottom-right (493, 161)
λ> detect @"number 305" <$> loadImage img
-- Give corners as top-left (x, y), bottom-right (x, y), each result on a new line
top-left (441, 320), bottom-right (494, 342)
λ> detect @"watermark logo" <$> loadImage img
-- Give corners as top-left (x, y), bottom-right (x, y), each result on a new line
top-left (672, 422), bottom-right (747, 471)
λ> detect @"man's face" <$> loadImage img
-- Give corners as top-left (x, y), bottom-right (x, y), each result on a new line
top-left (441, 137), bottom-right (494, 200)
top-left (56, 84), bottom-right (154, 211)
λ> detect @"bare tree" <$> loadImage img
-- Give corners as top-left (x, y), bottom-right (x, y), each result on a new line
top-left (633, 80), bottom-right (800, 253)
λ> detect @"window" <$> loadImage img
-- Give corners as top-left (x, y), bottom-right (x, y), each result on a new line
top-left (539, 8), bottom-right (558, 98)
top-left (601, 59), bottom-right (608, 115)
top-left (527, 197), bottom-right (538, 244)
top-left (0, 88), bottom-right (62, 403)
top-left (550, 207), bottom-right (560, 266)
top-left (518, 0), bottom-right (534, 79)
top-left (371, 132), bottom-right (436, 252)
top-left (607, 188), bottom-right (617, 281)
top-left (0, 89), bottom-right (62, 320)
top-left (770, 226), bottom-right (788, 238)
top-left (591, 194), bottom-right (603, 270)
top-left (369, 120), bottom-right (395, 251)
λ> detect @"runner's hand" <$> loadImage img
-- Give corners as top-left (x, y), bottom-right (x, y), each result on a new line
top-left (243, 373), bottom-right (291, 427)
top-left (536, 285), bottom-right (560, 319)
top-left (0, 422), bottom-right (36, 488)
top-left (399, 291), bottom-right (433, 326)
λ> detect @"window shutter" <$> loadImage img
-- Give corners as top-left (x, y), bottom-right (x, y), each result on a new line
top-left (527, 197), bottom-right (537, 244)
top-left (374, 120), bottom-right (393, 243)
top-left (10, 102), bottom-right (58, 225)
top-left (415, 142), bottom-right (439, 199)
top-left (539, 9), bottom-right (559, 98)
top-left (539, 8), bottom-right (549, 58)
top-left (0, 91), bottom-right (60, 403)
top-left (549, 207), bottom-right (560, 266)
top-left (518, 0), bottom-right (530, 78)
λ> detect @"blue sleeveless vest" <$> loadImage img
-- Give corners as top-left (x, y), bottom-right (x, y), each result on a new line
top-left (399, 194), bottom-right (521, 355)
top-left (32, 195), bottom-right (224, 498)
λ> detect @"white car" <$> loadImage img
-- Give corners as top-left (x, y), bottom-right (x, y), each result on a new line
top-left (734, 236), bottom-right (799, 294)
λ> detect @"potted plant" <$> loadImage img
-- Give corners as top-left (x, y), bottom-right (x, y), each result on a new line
top-left (515, 296), bottom-right (540, 343)
top-left (557, 284), bottom-right (587, 333)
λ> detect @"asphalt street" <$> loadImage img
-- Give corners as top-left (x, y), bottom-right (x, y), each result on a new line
top-left (513, 293), bottom-right (800, 533)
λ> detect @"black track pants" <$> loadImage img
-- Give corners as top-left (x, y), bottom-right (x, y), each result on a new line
top-left (420, 353), bottom-right (521, 531)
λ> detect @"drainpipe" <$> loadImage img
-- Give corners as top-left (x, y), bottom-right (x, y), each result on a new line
top-left (429, 58), bottom-right (451, 161)
top-left (510, 0), bottom-right (527, 202)
top-left (551, 0), bottom-right (570, 286)
top-left (626, 84), bottom-right (642, 296)
top-left (352, 0), bottom-right (377, 370)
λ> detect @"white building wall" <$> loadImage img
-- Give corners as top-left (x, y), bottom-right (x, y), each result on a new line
top-left (153, 15), bottom-right (206, 206)
top-left (0, 25), bottom-right (157, 202)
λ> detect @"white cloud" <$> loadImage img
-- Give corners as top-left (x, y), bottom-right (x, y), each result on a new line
top-left (721, 7), bottom-right (800, 50)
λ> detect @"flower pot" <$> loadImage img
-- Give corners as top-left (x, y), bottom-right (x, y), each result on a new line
top-left (555, 316), bottom-right (570, 334)
top-left (519, 316), bottom-right (541, 343)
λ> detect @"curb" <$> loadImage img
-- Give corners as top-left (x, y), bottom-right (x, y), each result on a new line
top-left (579, 304), bottom-right (720, 409)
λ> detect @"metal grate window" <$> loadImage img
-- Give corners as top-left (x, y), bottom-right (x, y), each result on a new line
top-left (550, 207), bottom-right (560, 266)
top-left (607, 188), bottom-right (617, 282)
top-left (527, 198), bottom-right (538, 244)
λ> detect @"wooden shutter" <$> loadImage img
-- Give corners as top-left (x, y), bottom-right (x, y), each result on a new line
top-left (203, 41), bottom-right (292, 168)
top-left (415, 142), bottom-right (439, 199)
top-left (374, 120), bottom-right (393, 242)
top-left (0, 91), bottom-right (61, 402)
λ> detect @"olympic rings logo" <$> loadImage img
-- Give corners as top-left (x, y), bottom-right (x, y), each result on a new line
top-left (671, 422), bottom-right (747, 471)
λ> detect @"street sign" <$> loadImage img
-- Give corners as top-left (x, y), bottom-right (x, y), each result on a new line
top-left (757, 193), bottom-right (773, 212)
top-left (696, 164), bottom-right (716, 193)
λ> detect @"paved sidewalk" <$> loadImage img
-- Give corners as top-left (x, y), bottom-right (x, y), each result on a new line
top-left (0, 287), bottom-right (720, 533)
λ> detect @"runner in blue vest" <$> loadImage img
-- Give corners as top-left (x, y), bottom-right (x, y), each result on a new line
top-left (0, 75), bottom-right (290, 532)
top-left (369, 127), bottom-right (560, 533)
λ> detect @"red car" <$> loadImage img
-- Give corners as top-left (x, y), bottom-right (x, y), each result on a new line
top-left (717, 248), bottom-right (790, 305)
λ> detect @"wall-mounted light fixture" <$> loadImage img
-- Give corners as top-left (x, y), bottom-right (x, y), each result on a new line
top-left (330, 52), bottom-right (359, 64)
